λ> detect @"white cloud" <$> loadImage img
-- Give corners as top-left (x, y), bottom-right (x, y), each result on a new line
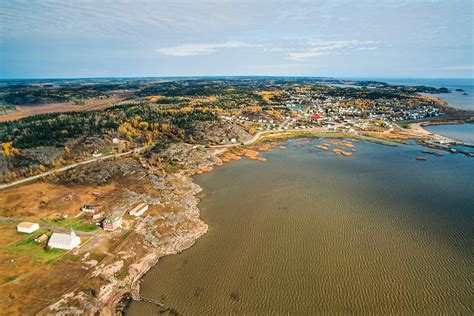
top-left (262, 47), bottom-right (294, 53)
top-left (286, 40), bottom-right (378, 61)
top-left (440, 66), bottom-right (474, 71)
top-left (287, 50), bottom-right (330, 60)
top-left (157, 38), bottom-right (380, 60)
top-left (157, 41), bottom-right (252, 57)
top-left (249, 63), bottom-right (308, 69)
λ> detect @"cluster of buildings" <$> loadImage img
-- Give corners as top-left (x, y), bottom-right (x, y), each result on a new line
top-left (219, 86), bottom-right (444, 135)
top-left (267, 86), bottom-right (445, 132)
top-left (220, 114), bottom-right (278, 131)
top-left (80, 201), bottom-right (149, 231)
top-left (213, 86), bottom-right (445, 140)
top-left (16, 222), bottom-right (80, 250)
top-left (14, 202), bottom-right (149, 252)
top-left (280, 100), bottom-right (442, 133)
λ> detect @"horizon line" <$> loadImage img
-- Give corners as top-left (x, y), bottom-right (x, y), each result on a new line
top-left (1, 75), bottom-right (473, 81)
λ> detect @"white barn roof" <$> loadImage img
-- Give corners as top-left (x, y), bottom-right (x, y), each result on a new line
top-left (48, 230), bottom-right (81, 249)
top-left (17, 222), bottom-right (38, 229)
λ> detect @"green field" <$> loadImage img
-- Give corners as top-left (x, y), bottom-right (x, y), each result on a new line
top-left (4, 231), bottom-right (65, 263)
top-left (41, 218), bottom-right (100, 232)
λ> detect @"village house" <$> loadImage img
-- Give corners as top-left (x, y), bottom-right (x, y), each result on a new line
top-left (102, 213), bottom-right (122, 231)
top-left (48, 230), bottom-right (81, 250)
top-left (16, 222), bottom-right (39, 234)
top-left (92, 212), bottom-right (105, 220)
top-left (34, 234), bottom-right (48, 243)
top-left (129, 203), bottom-right (149, 217)
top-left (80, 205), bottom-right (103, 213)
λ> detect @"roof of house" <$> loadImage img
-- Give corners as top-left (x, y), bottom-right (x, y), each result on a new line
top-left (17, 222), bottom-right (38, 229)
top-left (48, 230), bottom-right (77, 245)
top-left (130, 203), bottom-right (147, 213)
top-left (104, 213), bottom-right (122, 222)
top-left (35, 234), bottom-right (48, 241)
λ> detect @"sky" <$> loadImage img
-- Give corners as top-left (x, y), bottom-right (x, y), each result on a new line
top-left (0, 0), bottom-right (473, 79)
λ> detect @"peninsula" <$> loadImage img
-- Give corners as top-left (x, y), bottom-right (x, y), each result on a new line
top-left (0, 78), bottom-right (473, 314)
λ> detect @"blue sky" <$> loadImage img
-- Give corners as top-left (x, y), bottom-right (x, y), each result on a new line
top-left (0, 0), bottom-right (473, 79)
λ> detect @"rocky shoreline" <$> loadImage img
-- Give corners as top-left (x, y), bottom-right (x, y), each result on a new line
top-left (108, 146), bottom-right (273, 314)
top-left (41, 124), bottom-right (472, 315)
top-left (43, 144), bottom-right (230, 315)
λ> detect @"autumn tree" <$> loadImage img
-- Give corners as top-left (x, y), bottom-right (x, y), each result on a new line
top-left (1, 142), bottom-right (20, 157)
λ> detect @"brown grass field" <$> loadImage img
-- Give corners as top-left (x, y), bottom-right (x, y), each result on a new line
top-left (0, 181), bottom-right (118, 221)
top-left (0, 180), bottom-right (124, 314)
top-left (0, 95), bottom-right (130, 122)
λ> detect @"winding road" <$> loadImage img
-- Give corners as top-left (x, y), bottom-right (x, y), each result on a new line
top-left (0, 147), bottom-right (147, 190)
top-left (1, 126), bottom-right (332, 191)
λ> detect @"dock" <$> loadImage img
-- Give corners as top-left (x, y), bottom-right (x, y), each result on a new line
top-left (138, 295), bottom-right (164, 307)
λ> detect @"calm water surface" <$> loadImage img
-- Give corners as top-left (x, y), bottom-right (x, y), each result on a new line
top-left (128, 139), bottom-right (473, 315)
top-left (350, 78), bottom-right (474, 110)
top-left (425, 123), bottom-right (474, 144)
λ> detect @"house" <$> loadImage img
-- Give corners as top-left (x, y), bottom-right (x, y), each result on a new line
top-left (34, 234), bottom-right (48, 243)
top-left (17, 222), bottom-right (39, 234)
top-left (48, 230), bottom-right (81, 250)
top-left (102, 213), bottom-right (122, 231)
top-left (92, 212), bottom-right (105, 220)
top-left (80, 205), bottom-right (103, 213)
top-left (112, 138), bottom-right (120, 144)
top-left (129, 203), bottom-right (149, 217)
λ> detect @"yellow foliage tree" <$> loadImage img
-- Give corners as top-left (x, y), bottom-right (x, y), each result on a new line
top-left (129, 119), bottom-right (139, 128)
top-left (161, 123), bottom-right (171, 133)
top-left (1, 142), bottom-right (20, 157)
top-left (139, 121), bottom-right (149, 130)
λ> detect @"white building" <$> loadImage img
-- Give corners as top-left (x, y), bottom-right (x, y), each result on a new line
top-left (48, 230), bottom-right (81, 250)
top-left (17, 222), bottom-right (39, 234)
top-left (129, 203), bottom-right (149, 217)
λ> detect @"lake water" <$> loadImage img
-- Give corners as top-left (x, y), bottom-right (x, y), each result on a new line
top-left (127, 139), bottom-right (473, 314)
top-left (425, 124), bottom-right (474, 144)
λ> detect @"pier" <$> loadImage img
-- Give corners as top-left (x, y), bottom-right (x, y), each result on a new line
top-left (138, 295), bottom-right (164, 307)
top-left (422, 140), bottom-right (474, 157)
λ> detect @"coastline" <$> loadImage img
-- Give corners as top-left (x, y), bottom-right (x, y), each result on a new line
top-left (41, 122), bottom-right (472, 314)
top-left (119, 134), bottom-right (453, 313)
top-left (43, 166), bottom-right (213, 315)
top-left (127, 136), bottom-right (474, 315)
top-left (43, 137), bottom-right (294, 314)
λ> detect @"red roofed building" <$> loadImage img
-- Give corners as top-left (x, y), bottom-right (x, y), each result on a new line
top-left (311, 114), bottom-right (324, 120)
